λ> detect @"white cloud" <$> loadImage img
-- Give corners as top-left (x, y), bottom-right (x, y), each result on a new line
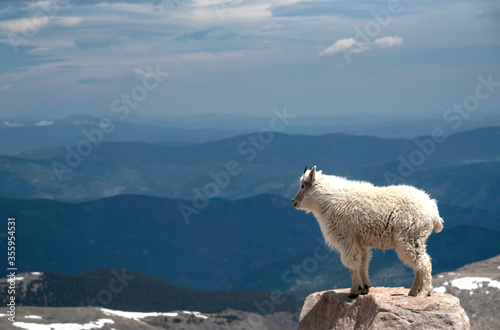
top-left (319, 38), bottom-right (355, 56)
top-left (0, 16), bottom-right (81, 34)
top-left (0, 16), bottom-right (50, 34)
top-left (374, 36), bottom-right (404, 48)
top-left (320, 36), bottom-right (404, 56)
top-left (193, 0), bottom-right (243, 7)
top-left (55, 17), bottom-right (83, 27)
top-left (34, 120), bottom-right (54, 126)
top-left (192, 4), bottom-right (272, 22)
top-left (27, 47), bottom-right (52, 55)
top-left (4, 121), bottom-right (24, 127)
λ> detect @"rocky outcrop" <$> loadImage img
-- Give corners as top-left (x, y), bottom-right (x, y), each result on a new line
top-left (298, 287), bottom-right (470, 330)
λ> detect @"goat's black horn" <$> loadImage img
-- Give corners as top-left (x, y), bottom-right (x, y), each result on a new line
top-left (304, 165), bottom-right (307, 173)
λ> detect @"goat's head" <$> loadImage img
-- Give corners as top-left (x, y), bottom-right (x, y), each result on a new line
top-left (292, 165), bottom-right (316, 211)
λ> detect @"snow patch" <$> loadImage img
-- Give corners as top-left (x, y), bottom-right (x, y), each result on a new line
top-left (438, 274), bottom-right (444, 278)
top-left (34, 120), bottom-right (53, 126)
top-left (433, 286), bottom-right (446, 293)
top-left (24, 315), bottom-right (42, 319)
top-left (15, 277), bottom-right (24, 281)
top-left (31, 272), bottom-right (43, 275)
top-left (182, 311), bottom-right (208, 319)
top-left (13, 319), bottom-right (113, 330)
top-left (450, 277), bottom-right (500, 290)
top-left (101, 308), bottom-right (178, 320)
top-left (0, 313), bottom-right (7, 317)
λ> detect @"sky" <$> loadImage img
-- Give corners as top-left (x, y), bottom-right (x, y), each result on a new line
top-left (0, 0), bottom-right (499, 119)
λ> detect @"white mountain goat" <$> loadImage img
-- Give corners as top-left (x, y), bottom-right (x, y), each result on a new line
top-left (292, 166), bottom-right (444, 298)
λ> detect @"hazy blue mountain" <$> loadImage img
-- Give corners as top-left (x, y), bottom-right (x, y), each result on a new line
top-left (2, 194), bottom-right (499, 292)
top-left (126, 113), bottom-right (500, 139)
top-left (1, 128), bottom-right (499, 209)
top-left (2, 114), bottom-right (500, 156)
top-left (0, 115), bottom-right (250, 155)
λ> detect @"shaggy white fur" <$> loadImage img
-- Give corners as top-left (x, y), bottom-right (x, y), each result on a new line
top-left (292, 166), bottom-right (444, 298)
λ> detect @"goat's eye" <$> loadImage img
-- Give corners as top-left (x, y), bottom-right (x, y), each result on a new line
top-left (301, 185), bottom-right (304, 189)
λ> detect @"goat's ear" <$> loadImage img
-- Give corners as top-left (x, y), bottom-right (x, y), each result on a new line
top-left (308, 166), bottom-right (316, 182)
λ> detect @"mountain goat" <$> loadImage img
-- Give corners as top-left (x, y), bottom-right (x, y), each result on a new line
top-left (292, 166), bottom-right (443, 298)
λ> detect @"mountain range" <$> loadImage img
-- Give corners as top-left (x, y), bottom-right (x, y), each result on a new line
top-left (1, 127), bottom-right (499, 207)
top-left (2, 194), bottom-right (499, 291)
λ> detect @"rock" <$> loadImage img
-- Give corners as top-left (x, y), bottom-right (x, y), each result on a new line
top-left (298, 287), bottom-right (470, 330)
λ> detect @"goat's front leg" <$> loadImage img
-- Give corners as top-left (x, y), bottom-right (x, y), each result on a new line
top-left (348, 268), bottom-right (363, 298)
top-left (340, 243), bottom-right (364, 298)
top-left (359, 248), bottom-right (372, 295)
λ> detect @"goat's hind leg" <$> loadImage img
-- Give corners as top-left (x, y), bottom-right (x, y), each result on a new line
top-left (396, 240), bottom-right (433, 297)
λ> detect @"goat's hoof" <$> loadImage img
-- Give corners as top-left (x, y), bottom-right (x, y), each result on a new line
top-left (408, 289), bottom-right (418, 297)
top-left (362, 284), bottom-right (371, 295)
top-left (416, 290), bottom-right (431, 298)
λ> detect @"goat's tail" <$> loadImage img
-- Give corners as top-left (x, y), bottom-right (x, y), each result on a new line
top-left (433, 216), bottom-right (444, 233)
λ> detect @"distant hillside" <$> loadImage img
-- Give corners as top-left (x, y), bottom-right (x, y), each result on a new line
top-left (1, 255), bottom-right (499, 330)
top-left (1, 127), bottom-right (499, 205)
top-left (0, 270), bottom-right (301, 314)
top-left (433, 254), bottom-right (500, 330)
top-left (2, 194), bottom-right (499, 291)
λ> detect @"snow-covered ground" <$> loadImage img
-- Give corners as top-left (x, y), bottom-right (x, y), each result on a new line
top-left (182, 310), bottom-right (208, 319)
top-left (434, 276), bottom-right (500, 293)
top-left (101, 308), bottom-right (179, 320)
top-left (13, 318), bottom-right (114, 330)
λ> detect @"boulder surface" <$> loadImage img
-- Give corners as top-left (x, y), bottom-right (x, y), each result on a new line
top-left (298, 286), bottom-right (470, 330)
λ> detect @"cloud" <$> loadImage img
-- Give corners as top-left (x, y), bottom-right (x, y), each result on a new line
top-left (319, 38), bottom-right (355, 56)
top-left (374, 36), bottom-right (403, 48)
top-left (74, 35), bottom-right (117, 50)
top-left (191, 4), bottom-right (272, 22)
top-left (34, 120), bottom-right (54, 126)
top-left (4, 121), bottom-right (24, 127)
top-left (78, 77), bottom-right (112, 84)
top-left (0, 83), bottom-right (11, 91)
top-left (0, 5), bottom-right (13, 17)
top-left (0, 16), bottom-right (50, 34)
top-left (320, 36), bottom-right (404, 56)
top-left (0, 16), bottom-right (81, 34)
